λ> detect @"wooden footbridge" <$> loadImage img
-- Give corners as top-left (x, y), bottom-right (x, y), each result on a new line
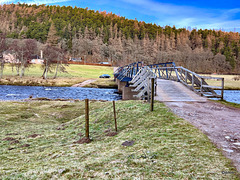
top-left (114, 62), bottom-right (224, 102)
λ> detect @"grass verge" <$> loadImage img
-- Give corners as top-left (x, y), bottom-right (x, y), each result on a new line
top-left (215, 100), bottom-right (240, 109)
top-left (0, 100), bottom-right (238, 179)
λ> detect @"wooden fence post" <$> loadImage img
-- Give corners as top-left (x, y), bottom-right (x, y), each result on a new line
top-left (113, 101), bottom-right (117, 132)
top-left (221, 78), bottom-right (224, 101)
top-left (147, 78), bottom-right (150, 102)
top-left (150, 78), bottom-right (154, 111)
top-left (85, 99), bottom-right (89, 138)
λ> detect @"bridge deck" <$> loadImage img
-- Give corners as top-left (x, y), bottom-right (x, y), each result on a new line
top-left (155, 79), bottom-right (207, 102)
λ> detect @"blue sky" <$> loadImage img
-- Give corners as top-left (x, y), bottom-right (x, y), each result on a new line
top-left (1, 0), bottom-right (240, 32)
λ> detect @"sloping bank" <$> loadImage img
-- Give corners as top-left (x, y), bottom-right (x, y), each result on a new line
top-left (0, 100), bottom-right (239, 179)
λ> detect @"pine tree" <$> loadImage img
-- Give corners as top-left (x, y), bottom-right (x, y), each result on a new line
top-left (46, 22), bottom-right (59, 47)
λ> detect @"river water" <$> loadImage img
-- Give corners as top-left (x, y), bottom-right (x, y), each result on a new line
top-left (0, 85), bottom-right (122, 101)
top-left (0, 85), bottom-right (239, 104)
top-left (215, 90), bottom-right (240, 104)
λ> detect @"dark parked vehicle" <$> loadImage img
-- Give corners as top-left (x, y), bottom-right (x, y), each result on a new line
top-left (99, 74), bottom-right (111, 78)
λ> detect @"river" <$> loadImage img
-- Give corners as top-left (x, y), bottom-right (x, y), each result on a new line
top-left (0, 85), bottom-right (239, 104)
top-left (215, 90), bottom-right (240, 104)
top-left (0, 85), bottom-right (121, 101)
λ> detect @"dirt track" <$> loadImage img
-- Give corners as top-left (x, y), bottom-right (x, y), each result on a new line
top-left (165, 101), bottom-right (240, 172)
top-left (71, 79), bottom-right (97, 87)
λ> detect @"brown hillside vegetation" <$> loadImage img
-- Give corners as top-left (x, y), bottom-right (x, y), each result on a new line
top-left (0, 4), bottom-right (240, 73)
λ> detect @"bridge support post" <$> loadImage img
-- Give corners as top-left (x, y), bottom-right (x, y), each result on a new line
top-left (122, 86), bottom-right (139, 100)
top-left (200, 78), bottom-right (203, 96)
top-left (185, 71), bottom-right (187, 83)
top-left (147, 78), bottom-right (150, 102)
top-left (192, 75), bottom-right (194, 89)
top-left (116, 79), bottom-right (127, 93)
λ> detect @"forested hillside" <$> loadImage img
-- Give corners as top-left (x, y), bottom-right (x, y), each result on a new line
top-left (1, 3), bottom-right (240, 73)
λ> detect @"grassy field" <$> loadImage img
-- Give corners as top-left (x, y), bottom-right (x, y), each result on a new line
top-left (0, 64), bottom-right (115, 87)
top-left (201, 74), bottom-right (240, 90)
top-left (3, 64), bottom-right (114, 78)
top-left (0, 100), bottom-right (238, 179)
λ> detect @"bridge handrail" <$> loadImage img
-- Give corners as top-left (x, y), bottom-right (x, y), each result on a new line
top-left (156, 66), bottom-right (223, 80)
top-left (153, 66), bottom-right (224, 99)
top-left (177, 66), bottom-right (224, 80)
top-left (129, 66), bottom-right (157, 100)
top-left (117, 67), bottom-right (132, 81)
top-left (114, 61), bottom-right (144, 80)
top-left (130, 67), bottom-right (147, 84)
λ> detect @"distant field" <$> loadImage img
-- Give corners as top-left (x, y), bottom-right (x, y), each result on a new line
top-left (0, 64), bottom-right (115, 87)
top-left (200, 74), bottom-right (240, 90)
top-left (3, 64), bottom-right (114, 78)
top-left (0, 100), bottom-right (238, 179)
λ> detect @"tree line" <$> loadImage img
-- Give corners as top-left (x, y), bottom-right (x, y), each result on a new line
top-left (0, 3), bottom-right (240, 74)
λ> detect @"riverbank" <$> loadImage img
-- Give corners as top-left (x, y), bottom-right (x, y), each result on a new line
top-left (215, 100), bottom-right (240, 108)
top-left (0, 100), bottom-right (238, 179)
top-left (0, 76), bottom-right (117, 88)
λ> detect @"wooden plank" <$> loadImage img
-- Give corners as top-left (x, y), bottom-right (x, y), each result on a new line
top-left (130, 68), bottom-right (146, 83)
top-left (130, 73), bottom-right (150, 87)
top-left (200, 76), bottom-right (224, 80)
top-left (132, 82), bottom-right (148, 92)
top-left (202, 85), bottom-right (223, 89)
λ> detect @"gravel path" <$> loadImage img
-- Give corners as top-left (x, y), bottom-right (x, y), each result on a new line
top-left (71, 79), bottom-right (97, 87)
top-left (165, 101), bottom-right (240, 172)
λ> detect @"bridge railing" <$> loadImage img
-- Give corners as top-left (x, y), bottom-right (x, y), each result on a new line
top-left (114, 62), bottom-right (143, 81)
top-left (129, 66), bottom-right (157, 100)
top-left (153, 66), bottom-right (224, 99)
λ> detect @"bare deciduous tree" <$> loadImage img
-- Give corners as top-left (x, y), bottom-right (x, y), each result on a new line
top-left (9, 39), bottom-right (37, 78)
top-left (42, 45), bottom-right (57, 79)
top-left (53, 47), bottom-right (68, 79)
top-left (41, 45), bottom-right (68, 79)
top-left (0, 33), bottom-right (7, 79)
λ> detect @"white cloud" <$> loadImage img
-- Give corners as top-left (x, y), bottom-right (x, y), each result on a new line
top-left (119, 0), bottom-right (240, 31)
top-left (0, 0), bottom-right (11, 3)
top-left (120, 0), bottom-right (196, 15)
